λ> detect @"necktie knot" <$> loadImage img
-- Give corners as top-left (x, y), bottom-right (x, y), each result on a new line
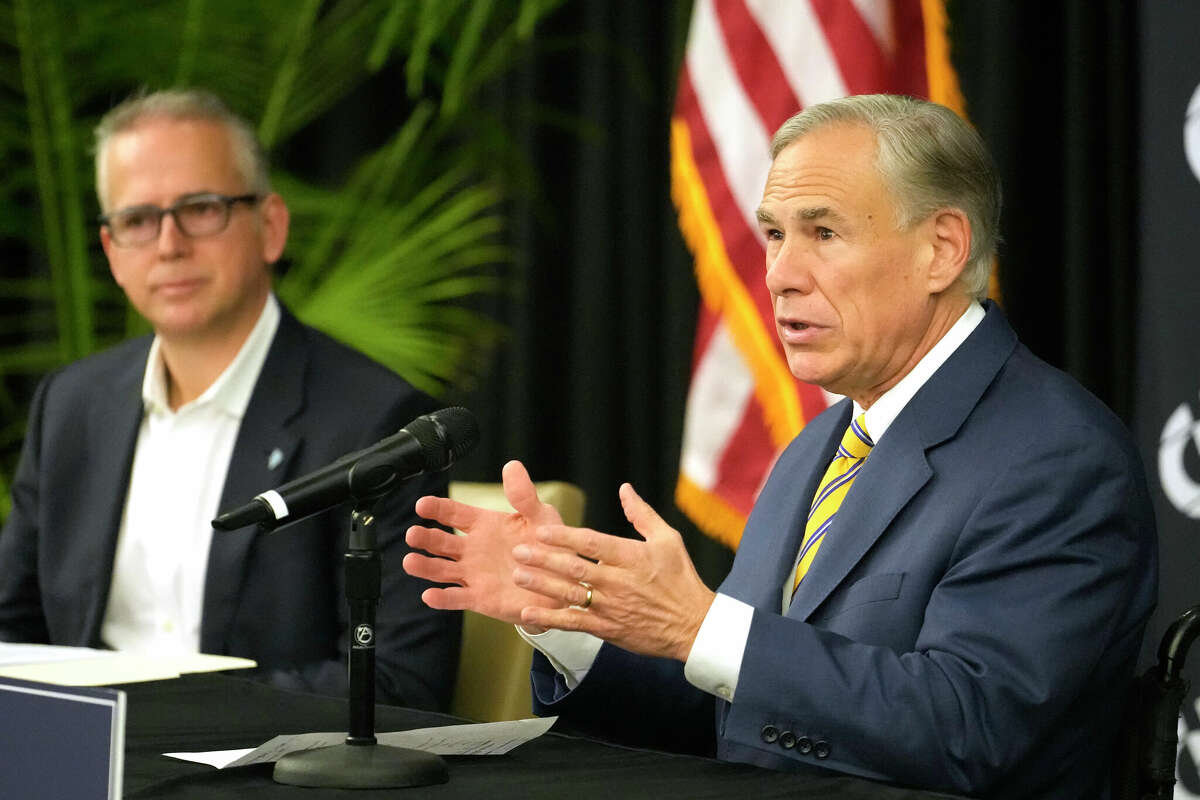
top-left (837, 415), bottom-right (874, 461)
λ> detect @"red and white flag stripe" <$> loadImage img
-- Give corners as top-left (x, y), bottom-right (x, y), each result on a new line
top-left (672, 0), bottom-right (963, 548)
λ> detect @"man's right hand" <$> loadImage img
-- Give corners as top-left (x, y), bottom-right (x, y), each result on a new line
top-left (402, 460), bottom-right (567, 628)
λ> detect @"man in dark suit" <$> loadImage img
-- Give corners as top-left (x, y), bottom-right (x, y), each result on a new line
top-left (402, 95), bottom-right (1158, 796)
top-left (0, 89), bottom-right (459, 711)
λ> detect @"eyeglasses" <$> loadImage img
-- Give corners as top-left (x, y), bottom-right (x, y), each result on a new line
top-left (99, 193), bottom-right (261, 246)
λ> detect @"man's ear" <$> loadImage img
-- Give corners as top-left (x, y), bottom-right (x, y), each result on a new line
top-left (259, 192), bottom-right (290, 265)
top-left (926, 208), bottom-right (971, 293)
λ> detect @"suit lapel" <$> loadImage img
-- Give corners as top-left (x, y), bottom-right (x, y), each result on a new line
top-left (763, 407), bottom-right (849, 613)
top-left (787, 422), bottom-right (931, 620)
top-left (722, 403), bottom-right (849, 614)
top-left (200, 310), bottom-right (308, 653)
top-left (80, 341), bottom-right (151, 645)
top-left (787, 301), bottom-right (1018, 621)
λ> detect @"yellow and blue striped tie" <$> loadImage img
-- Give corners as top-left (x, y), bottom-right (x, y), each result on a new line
top-left (792, 414), bottom-right (874, 594)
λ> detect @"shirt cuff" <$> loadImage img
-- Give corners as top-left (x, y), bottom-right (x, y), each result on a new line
top-left (516, 626), bottom-right (604, 690)
top-left (683, 592), bottom-right (752, 702)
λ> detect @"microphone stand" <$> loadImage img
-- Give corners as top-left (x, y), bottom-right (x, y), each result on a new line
top-left (273, 492), bottom-right (448, 788)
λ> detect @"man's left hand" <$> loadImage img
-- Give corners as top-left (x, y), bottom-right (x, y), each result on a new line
top-left (512, 483), bottom-right (716, 662)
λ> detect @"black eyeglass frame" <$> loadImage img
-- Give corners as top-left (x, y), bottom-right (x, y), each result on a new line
top-left (98, 192), bottom-right (262, 246)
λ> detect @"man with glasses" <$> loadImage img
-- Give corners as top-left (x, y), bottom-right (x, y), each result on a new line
top-left (0, 89), bottom-right (460, 711)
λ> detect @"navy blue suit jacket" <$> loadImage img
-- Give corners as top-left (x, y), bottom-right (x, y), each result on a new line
top-left (533, 303), bottom-right (1157, 798)
top-left (0, 307), bottom-right (461, 710)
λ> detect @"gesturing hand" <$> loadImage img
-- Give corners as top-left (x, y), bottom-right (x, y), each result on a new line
top-left (511, 482), bottom-right (716, 662)
top-left (402, 460), bottom-right (569, 626)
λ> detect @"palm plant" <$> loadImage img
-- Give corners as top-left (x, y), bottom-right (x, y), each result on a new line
top-left (0, 0), bottom-right (565, 516)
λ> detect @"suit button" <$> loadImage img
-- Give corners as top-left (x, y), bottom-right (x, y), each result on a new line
top-left (760, 725), bottom-right (779, 744)
top-left (814, 740), bottom-right (831, 759)
top-left (796, 736), bottom-right (813, 754)
top-left (779, 730), bottom-right (796, 749)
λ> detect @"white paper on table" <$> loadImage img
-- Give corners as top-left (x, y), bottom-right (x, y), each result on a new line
top-left (0, 643), bottom-right (110, 666)
top-left (165, 716), bottom-right (558, 769)
top-left (0, 644), bottom-right (255, 686)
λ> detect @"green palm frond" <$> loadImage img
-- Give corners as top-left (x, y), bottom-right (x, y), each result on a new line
top-left (277, 158), bottom-right (511, 394)
top-left (13, 0), bottom-right (96, 361)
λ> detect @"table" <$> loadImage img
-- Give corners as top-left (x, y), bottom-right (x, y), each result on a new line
top-left (121, 673), bottom-right (968, 799)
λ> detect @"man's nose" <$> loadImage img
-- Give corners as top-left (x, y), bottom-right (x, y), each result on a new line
top-left (156, 211), bottom-right (189, 255)
top-left (764, 240), bottom-right (812, 296)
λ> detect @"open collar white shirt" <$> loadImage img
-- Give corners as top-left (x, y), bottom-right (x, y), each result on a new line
top-left (100, 294), bottom-right (280, 654)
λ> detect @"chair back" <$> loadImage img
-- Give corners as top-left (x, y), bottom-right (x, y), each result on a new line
top-left (447, 480), bottom-right (586, 722)
top-left (1112, 605), bottom-right (1200, 799)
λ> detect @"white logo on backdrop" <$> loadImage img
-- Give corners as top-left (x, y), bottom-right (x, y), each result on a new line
top-left (1187, 83), bottom-right (1200, 183)
top-left (1160, 396), bottom-right (1200, 519)
top-left (1159, 72), bottom-right (1200, 800)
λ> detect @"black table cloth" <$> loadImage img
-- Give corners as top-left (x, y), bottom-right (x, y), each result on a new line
top-left (119, 673), bottom-right (967, 799)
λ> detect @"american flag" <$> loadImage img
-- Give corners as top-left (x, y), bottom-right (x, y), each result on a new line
top-left (671, 0), bottom-right (965, 548)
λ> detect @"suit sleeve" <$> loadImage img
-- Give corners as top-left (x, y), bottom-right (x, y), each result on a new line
top-left (0, 373), bottom-right (54, 643)
top-left (531, 643), bottom-right (718, 756)
top-left (723, 425), bottom-right (1156, 794)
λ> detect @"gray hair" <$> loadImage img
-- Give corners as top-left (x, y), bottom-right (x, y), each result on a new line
top-left (771, 94), bottom-right (1001, 299)
top-left (94, 88), bottom-right (270, 211)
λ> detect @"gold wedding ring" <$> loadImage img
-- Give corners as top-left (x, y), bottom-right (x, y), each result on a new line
top-left (579, 582), bottom-right (593, 610)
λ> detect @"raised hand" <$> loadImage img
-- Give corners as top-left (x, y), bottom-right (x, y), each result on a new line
top-left (511, 482), bottom-right (716, 662)
top-left (402, 460), bottom-right (568, 625)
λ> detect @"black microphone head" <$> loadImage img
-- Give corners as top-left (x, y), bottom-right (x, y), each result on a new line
top-left (212, 497), bottom-right (273, 531)
top-left (411, 406), bottom-right (479, 470)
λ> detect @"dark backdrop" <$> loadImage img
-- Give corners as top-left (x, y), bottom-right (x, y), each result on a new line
top-left (949, 0), bottom-right (1137, 420)
top-left (1134, 2), bottom-right (1200, 792)
top-left (443, 2), bottom-right (737, 582)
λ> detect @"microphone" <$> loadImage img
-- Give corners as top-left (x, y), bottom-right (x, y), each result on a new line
top-left (212, 406), bottom-right (478, 532)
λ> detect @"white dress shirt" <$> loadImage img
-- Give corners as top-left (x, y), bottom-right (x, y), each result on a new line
top-left (100, 294), bottom-right (280, 654)
top-left (523, 301), bottom-right (986, 699)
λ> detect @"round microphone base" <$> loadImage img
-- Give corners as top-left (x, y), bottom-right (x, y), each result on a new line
top-left (273, 741), bottom-right (448, 788)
